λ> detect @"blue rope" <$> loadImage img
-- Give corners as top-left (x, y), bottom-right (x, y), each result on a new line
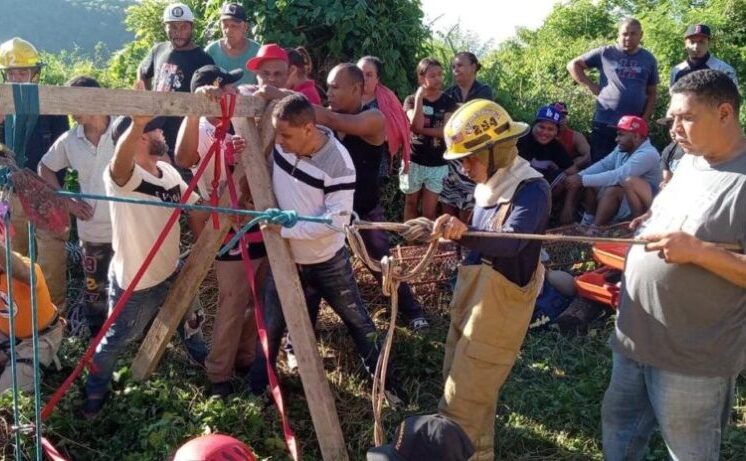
top-left (27, 223), bottom-right (43, 461)
top-left (56, 191), bottom-right (331, 225)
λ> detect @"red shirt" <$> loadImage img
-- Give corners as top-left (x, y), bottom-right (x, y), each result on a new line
top-left (293, 80), bottom-right (322, 105)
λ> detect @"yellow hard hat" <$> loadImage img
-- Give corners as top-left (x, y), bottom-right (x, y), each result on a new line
top-left (0, 37), bottom-right (42, 70)
top-left (443, 99), bottom-right (528, 160)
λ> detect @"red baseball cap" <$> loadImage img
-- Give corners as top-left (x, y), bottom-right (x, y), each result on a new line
top-left (246, 43), bottom-right (289, 71)
top-left (613, 115), bottom-right (648, 138)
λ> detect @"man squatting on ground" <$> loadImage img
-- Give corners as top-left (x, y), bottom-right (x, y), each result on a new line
top-left (430, 99), bottom-right (551, 460)
top-left (602, 69), bottom-right (746, 460)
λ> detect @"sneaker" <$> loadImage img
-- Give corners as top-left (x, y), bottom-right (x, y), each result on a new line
top-left (81, 392), bottom-right (108, 420)
top-left (408, 317), bottom-right (430, 332)
top-left (210, 381), bottom-right (234, 399)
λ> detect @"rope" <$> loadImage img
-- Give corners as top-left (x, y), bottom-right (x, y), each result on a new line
top-left (219, 117), bottom-right (299, 460)
top-left (54, 191), bottom-right (331, 226)
top-left (353, 218), bottom-right (744, 252)
top-left (344, 222), bottom-right (440, 446)
top-left (28, 223), bottom-right (43, 461)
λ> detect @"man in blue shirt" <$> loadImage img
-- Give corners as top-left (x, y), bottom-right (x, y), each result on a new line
top-left (568, 18), bottom-right (659, 163)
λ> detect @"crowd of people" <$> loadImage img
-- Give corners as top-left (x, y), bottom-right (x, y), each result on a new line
top-left (1, 2), bottom-right (744, 460)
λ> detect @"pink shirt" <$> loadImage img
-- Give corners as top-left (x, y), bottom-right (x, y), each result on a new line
top-left (294, 80), bottom-right (322, 105)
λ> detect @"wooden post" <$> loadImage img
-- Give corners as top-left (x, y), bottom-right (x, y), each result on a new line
top-left (232, 116), bottom-right (349, 461)
top-left (0, 84), bottom-right (265, 117)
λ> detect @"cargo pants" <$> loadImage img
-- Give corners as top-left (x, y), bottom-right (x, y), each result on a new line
top-left (439, 263), bottom-right (544, 461)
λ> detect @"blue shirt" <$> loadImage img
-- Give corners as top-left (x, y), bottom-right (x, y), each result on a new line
top-left (582, 45), bottom-right (659, 124)
top-left (205, 39), bottom-right (261, 85)
top-left (461, 178), bottom-right (551, 286)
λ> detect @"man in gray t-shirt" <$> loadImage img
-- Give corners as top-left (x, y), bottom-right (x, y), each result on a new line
top-left (601, 70), bottom-right (746, 461)
top-left (568, 18), bottom-right (659, 162)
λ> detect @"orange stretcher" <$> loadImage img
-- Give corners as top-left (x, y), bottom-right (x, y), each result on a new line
top-left (574, 243), bottom-right (630, 308)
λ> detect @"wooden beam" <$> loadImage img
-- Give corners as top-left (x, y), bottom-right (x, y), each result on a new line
top-left (0, 84), bottom-right (266, 117)
top-left (232, 116), bottom-right (349, 461)
top-left (130, 182), bottom-right (235, 381)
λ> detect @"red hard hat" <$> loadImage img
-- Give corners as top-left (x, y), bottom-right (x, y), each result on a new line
top-left (173, 434), bottom-right (257, 461)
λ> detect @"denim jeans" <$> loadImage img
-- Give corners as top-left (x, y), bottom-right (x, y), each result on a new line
top-left (85, 272), bottom-right (207, 398)
top-left (602, 352), bottom-right (736, 461)
top-left (356, 205), bottom-right (424, 320)
top-left (81, 242), bottom-right (114, 337)
top-left (249, 247), bottom-right (381, 394)
top-left (590, 122), bottom-right (619, 164)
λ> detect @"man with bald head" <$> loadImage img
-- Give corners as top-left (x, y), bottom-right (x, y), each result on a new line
top-left (568, 18), bottom-right (659, 162)
top-left (315, 64), bottom-right (428, 330)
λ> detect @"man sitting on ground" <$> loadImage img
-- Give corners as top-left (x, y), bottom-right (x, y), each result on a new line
top-left (552, 102), bottom-right (591, 169)
top-left (564, 116), bottom-right (661, 228)
top-left (81, 116), bottom-right (209, 418)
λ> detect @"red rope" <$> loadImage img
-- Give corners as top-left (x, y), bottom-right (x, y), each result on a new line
top-left (223, 138), bottom-right (300, 461)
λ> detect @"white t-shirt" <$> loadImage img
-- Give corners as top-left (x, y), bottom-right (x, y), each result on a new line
top-left (191, 117), bottom-right (233, 200)
top-left (104, 161), bottom-right (199, 291)
top-left (40, 122), bottom-right (115, 243)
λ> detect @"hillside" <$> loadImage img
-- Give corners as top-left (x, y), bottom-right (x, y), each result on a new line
top-left (0, 0), bottom-right (134, 56)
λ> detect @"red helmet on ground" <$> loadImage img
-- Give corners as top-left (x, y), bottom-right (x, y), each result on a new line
top-left (173, 434), bottom-right (257, 461)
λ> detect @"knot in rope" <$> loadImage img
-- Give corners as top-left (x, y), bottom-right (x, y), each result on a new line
top-left (264, 208), bottom-right (299, 228)
top-left (400, 217), bottom-right (436, 244)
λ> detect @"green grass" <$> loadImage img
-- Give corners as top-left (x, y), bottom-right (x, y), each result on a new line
top-left (2, 283), bottom-right (744, 460)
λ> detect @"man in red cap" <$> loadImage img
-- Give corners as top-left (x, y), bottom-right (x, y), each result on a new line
top-left (243, 43), bottom-right (291, 99)
top-left (670, 24), bottom-right (738, 86)
top-left (563, 115), bottom-right (661, 227)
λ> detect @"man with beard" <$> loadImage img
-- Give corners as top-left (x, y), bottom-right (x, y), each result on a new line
top-left (315, 63), bottom-right (429, 331)
top-left (563, 115), bottom-right (661, 228)
top-left (81, 116), bottom-right (208, 418)
top-left (204, 3), bottom-right (260, 85)
top-left (136, 3), bottom-right (214, 159)
top-left (568, 18), bottom-right (659, 162)
top-left (670, 24), bottom-right (738, 86)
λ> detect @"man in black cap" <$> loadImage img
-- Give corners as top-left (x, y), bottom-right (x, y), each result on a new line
top-left (81, 115), bottom-right (209, 418)
top-left (670, 24), bottom-right (738, 86)
top-left (366, 414), bottom-right (474, 461)
top-left (205, 3), bottom-right (261, 85)
top-left (175, 65), bottom-right (268, 398)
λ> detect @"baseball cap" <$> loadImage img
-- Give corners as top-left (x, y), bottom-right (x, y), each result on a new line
top-left (163, 3), bottom-right (195, 23)
top-left (685, 24), bottom-right (711, 39)
top-left (190, 64), bottom-right (244, 92)
top-left (220, 3), bottom-right (247, 22)
top-left (246, 43), bottom-right (288, 71)
top-left (111, 116), bottom-right (168, 145)
top-left (613, 115), bottom-right (648, 138)
top-left (535, 105), bottom-right (562, 126)
top-left (366, 414), bottom-right (474, 461)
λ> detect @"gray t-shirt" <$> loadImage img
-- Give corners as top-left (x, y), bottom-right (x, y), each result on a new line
top-left (612, 152), bottom-right (746, 377)
top-left (582, 45), bottom-right (659, 124)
